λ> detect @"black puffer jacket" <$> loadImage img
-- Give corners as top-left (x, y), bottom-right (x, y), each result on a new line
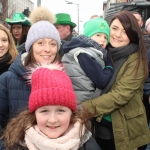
top-left (0, 49), bottom-right (31, 149)
top-left (0, 50), bottom-right (31, 127)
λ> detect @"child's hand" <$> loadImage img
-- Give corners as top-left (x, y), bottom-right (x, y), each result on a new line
top-left (106, 53), bottom-right (113, 68)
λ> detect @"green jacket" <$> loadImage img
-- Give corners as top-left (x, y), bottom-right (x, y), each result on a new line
top-left (82, 52), bottom-right (150, 150)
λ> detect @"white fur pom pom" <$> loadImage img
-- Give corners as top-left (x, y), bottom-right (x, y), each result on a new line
top-left (25, 62), bottom-right (64, 84)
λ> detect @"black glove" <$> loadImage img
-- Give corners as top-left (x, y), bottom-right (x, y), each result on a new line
top-left (105, 53), bottom-right (113, 67)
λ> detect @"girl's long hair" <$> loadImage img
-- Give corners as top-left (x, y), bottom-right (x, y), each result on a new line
top-left (2, 108), bottom-right (93, 150)
top-left (2, 110), bottom-right (36, 150)
top-left (110, 10), bottom-right (148, 80)
top-left (0, 24), bottom-right (18, 63)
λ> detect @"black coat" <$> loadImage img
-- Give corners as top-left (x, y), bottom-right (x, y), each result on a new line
top-left (0, 50), bottom-right (31, 128)
top-left (0, 50), bottom-right (31, 149)
top-left (78, 137), bottom-right (101, 150)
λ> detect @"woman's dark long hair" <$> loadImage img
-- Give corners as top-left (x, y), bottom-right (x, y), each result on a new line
top-left (11, 25), bottom-right (30, 46)
top-left (110, 10), bottom-right (148, 80)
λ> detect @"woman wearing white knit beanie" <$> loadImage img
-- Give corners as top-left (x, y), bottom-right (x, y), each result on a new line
top-left (0, 7), bottom-right (61, 149)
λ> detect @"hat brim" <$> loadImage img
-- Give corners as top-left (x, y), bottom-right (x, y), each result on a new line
top-left (55, 21), bottom-right (76, 28)
top-left (5, 19), bottom-right (31, 26)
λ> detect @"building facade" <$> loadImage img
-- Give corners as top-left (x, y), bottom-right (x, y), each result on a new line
top-left (103, 0), bottom-right (150, 23)
top-left (0, 0), bottom-right (34, 25)
top-left (7, 0), bottom-right (34, 18)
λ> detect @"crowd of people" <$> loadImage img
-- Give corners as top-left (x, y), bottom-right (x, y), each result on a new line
top-left (0, 5), bottom-right (150, 150)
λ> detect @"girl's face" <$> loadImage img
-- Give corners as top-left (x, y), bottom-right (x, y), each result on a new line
top-left (32, 38), bottom-right (58, 64)
top-left (91, 33), bottom-right (108, 48)
top-left (35, 105), bottom-right (72, 138)
top-left (11, 24), bottom-right (22, 41)
top-left (0, 29), bottom-right (9, 57)
top-left (110, 19), bottom-right (130, 48)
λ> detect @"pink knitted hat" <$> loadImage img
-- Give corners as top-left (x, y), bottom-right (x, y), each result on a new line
top-left (28, 64), bottom-right (77, 112)
top-left (145, 18), bottom-right (150, 32)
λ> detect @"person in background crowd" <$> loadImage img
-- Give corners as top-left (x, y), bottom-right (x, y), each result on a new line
top-left (90, 15), bottom-right (99, 19)
top-left (145, 18), bottom-right (150, 33)
top-left (5, 12), bottom-right (31, 48)
top-left (132, 12), bottom-right (143, 27)
top-left (132, 12), bottom-right (150, 50)
top-left (62, 18), bottom-right (113, 106)
top-left (54, 13), bottom-right (77, 58)
top-left (0, 7), bottom-right (61, 149)
top-left (0, 24), bottom-right (18, 75)
top-left (133, 12), bottom-right (150, 150)
top-left (55, 13), bottom-right (76, 41)
top-left (72, 29), bottom-right (79, 37)
top-left (2, 64), bottom-right (101, 150)
top-left (81, 10), bottom-right (150, 150)
top-left (143, 18), bottom-right (150, 150)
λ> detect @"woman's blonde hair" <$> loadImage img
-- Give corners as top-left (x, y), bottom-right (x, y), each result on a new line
top-left (0, 24), bottom-right (18, 63)
top-left (2, 108), bottom-right (93, 150)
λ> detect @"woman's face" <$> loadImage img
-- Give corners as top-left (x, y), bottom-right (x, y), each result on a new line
top-left (11, 24), bottom-right (22, 41)
top-left (32, 38), bottom-right (58, 64)
top-left (110, 19), bottom-right (130, 48)
top-left (0, 29), bottom-right (9, 58)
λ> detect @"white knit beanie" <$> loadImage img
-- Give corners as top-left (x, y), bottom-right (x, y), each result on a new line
top-left (25, 7), bottom-right (61, 52)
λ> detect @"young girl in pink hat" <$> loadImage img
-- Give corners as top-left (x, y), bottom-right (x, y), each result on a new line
top-left (2, 64), bottom-right (101, 150)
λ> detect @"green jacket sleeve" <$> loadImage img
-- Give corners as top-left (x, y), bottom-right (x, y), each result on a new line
top-left (82, 53), bottom-right (144, 117)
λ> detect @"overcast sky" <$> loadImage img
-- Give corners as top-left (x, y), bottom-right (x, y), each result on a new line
top-left (30, 0), bottom-right (104, 33)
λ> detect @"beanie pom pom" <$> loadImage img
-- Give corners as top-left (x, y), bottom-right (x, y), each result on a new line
top-left (25, 6), bottom-right (61, 52)
top-left (30, 6), bottom-right (55, 25)
top-left (25, 62), bottom-right (64, 85)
